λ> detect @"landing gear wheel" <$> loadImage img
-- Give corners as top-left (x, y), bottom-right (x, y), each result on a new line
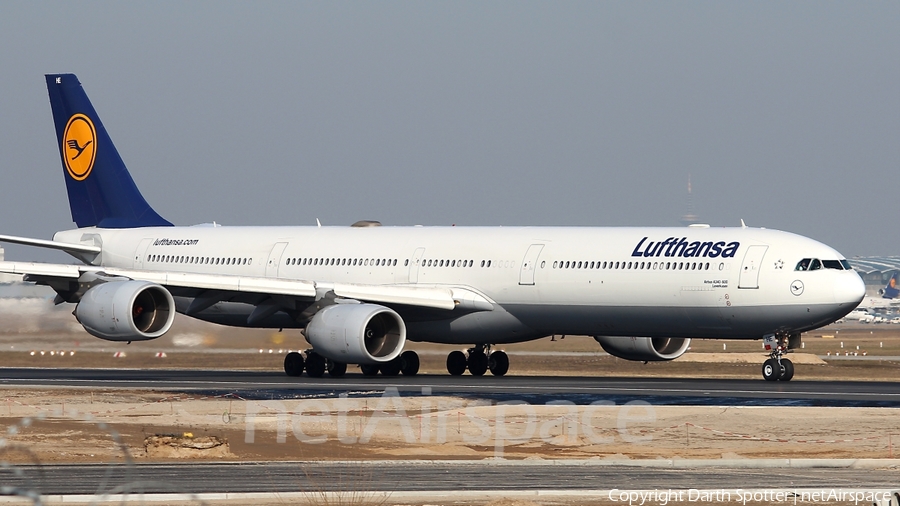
top-left (380, 357), bottom-right (402, 377)
top-left (447, 350), bottom-right (467, 376)
top-left (400, 350), bottom-right (420, 376)
top-left (762, 358), bottom-right (779, 382)
top-left (779, 358), bottom-right (794, 382)
top-left (467, 351), bottom-right (488, 376)
top-left (360, 364), bottom-right (380, 376)
top-left (284, 352), bottom-right (304, 377)
top-left (761, 332), bottom-right (797, 381)
top-left (305, 352), bottom-right (327, 378)
top-left (488, 350), bottom-right (509, 377)
top-left (327, 359), bottom-right (347, 378)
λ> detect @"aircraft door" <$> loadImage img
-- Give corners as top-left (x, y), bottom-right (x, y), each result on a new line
top-left (408, 248), bottom-right (425, 283)
top-left (133, 238), bottom-right (154, 269)
top-left (519, 244), bottom-right (545, 285)
top-left (738, 245), bottom-right (768, 289)
top-left (266, 242), bottom-right (289, 278)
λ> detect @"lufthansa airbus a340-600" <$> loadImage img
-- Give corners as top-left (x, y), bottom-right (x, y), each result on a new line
top-left (0, 74), bottom-right (865, 381)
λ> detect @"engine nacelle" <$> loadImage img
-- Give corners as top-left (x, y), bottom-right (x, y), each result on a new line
top-left (306, 303), bottom-right (406, 364)
top-left (75, 281), bottom-right (175, 342)
top-left (593, 336), bottom-right (691, 361)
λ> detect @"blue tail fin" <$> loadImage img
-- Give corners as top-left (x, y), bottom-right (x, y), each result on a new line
top-left (883, 272), bottom-right (900, 299)
top-left (46, 74), bottom-right (172, 229)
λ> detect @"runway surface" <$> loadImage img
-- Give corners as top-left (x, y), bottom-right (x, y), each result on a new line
top-left (1, 368), bottom-right (898, 406)
top-left (2, 462), bottom-right (898, 495)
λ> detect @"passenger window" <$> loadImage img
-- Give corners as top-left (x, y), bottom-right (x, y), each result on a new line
top-left (404, 259), bottom-right (408, 267)
top-left (487, 260), bottom-right (492, 267)
top-left (809, 259), bottom-right (822, 271)
top-left (795, 258), bottom-right (810, 271)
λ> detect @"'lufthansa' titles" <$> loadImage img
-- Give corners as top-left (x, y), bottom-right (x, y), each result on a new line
top-left (631, 237), bottom-right (739, 258)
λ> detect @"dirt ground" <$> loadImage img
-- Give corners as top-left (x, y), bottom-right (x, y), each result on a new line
top-left (2, 389), bottom-right (899, 464)
top-left (1, 315), bottom-right (899, 505)
top-left (0, 316), bottom-right (899, 465)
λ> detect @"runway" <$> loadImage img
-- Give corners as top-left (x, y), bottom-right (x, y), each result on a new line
top-left (1, 368), bottom-right (898, 406)
top-left (2, 461), bottom-right (898, 495)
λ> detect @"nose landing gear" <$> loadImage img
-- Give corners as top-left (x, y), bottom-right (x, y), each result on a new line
top-left (761, 333), bottom-right (795, 381)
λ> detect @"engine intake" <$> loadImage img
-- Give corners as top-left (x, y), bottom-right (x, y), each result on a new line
top-left (75, 281), bottom-right (175, 341)
top-left (306, 303), bottom-right (406, 364)
top-left (593, 336), bottom-right (691, 361)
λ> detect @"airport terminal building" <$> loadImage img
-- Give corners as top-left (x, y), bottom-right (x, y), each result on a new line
top-left (847, 257), bottom-right (900, 295)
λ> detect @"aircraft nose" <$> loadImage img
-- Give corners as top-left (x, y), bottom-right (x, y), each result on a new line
top-left (834, 272), bottom-right (866, 305)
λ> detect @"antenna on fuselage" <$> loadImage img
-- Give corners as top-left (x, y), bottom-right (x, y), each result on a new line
top-left (740, 219), bottom-right (747, 228)
top-left (316, 218), bottom-right (321, 228)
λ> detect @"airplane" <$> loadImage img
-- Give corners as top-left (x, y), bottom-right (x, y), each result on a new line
top-left (0, 74), bottom-right (865, 382)
top-left (853, 273), bottom-right (900, 311)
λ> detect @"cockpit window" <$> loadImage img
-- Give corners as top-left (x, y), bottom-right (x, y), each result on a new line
top-left (796, 258), bottom-right (846, 271)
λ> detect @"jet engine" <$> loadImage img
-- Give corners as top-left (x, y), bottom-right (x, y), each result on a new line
top-left (75, 280), bottom-right (175, 341)
top-left (306, 303), bottom-right (406, 364)
top-left (593, 336), bottom-right (691, 361)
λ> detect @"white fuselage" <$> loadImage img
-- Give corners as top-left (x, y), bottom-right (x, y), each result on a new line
top-left (55, 225), bottom-right (866, 345)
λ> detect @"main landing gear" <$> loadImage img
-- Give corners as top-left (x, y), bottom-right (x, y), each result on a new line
top-left (761, 333), bottom-right (795, 382)
top-left (446, 345), bottom-right (509, 377)
top-left (360, 350), bottom-right (420, 377)
top-left (283, 350), bottom-right (348, 378)
top-left (284, 350), bottom-right (419, 378)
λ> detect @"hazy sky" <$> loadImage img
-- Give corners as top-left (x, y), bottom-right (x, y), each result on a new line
top-left (0, 2), bottom-right (897, 262)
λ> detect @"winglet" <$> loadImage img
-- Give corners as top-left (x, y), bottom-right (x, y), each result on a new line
top-left (46, 74), bottom-right (172, 229)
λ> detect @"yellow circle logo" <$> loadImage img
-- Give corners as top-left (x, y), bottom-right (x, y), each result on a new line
top-left (62, 114), bottom-right (96, 181)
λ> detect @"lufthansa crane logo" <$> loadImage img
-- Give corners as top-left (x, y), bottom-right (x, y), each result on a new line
top-left (62, 114), bottom-right (96, 181)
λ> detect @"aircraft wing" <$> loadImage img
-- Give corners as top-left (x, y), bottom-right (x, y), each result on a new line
top-left (0, 261), bottom-right (489, 312)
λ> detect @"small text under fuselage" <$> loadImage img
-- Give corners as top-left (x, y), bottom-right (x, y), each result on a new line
top-left (153, 238), bottom-right (199, 246)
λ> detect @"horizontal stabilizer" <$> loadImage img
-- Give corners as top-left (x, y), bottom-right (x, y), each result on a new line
top-left (0, 234), bottom-right (101, 255)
